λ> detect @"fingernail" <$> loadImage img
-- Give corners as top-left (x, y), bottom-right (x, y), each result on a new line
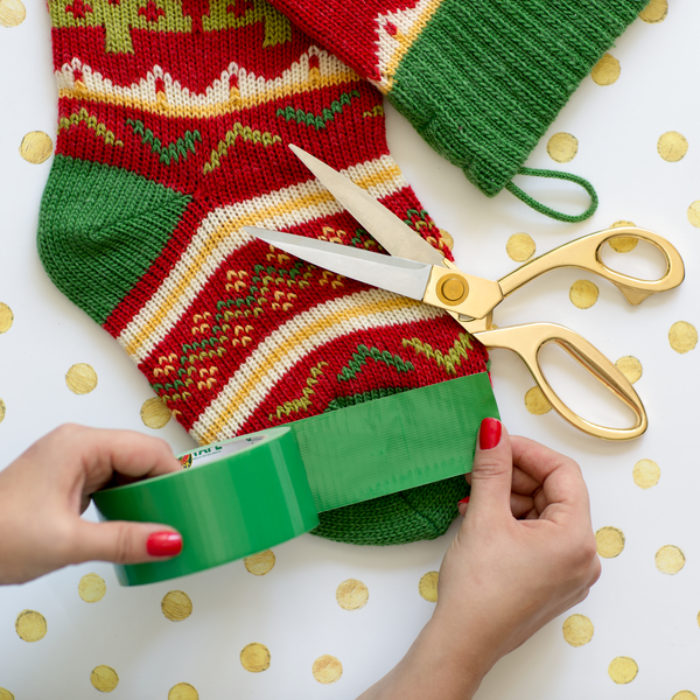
top-left (147, 531), bottom-right (182, 557)
top-left (479, 418), bottom-right (502, 450)
top-left (458, 496), bottom-right (470, 505)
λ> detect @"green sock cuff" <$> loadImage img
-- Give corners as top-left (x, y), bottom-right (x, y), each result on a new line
top-left (389, 0), bottom-right (646, 198)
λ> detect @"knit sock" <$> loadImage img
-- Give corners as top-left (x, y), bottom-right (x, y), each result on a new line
top-left (268, 0), bottom-right (647, 221)
top-left (39, 0), bottom-right (490, 545)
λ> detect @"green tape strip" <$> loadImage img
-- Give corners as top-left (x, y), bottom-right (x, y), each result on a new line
top-left (94, 372), bottom-right (498, 585)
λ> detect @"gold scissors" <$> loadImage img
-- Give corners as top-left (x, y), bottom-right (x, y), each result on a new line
top-left (243, 145), bottom-right (685, 440)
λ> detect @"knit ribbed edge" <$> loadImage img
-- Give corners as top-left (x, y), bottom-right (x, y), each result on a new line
top-left (388, 0), bottom-right (647, 197)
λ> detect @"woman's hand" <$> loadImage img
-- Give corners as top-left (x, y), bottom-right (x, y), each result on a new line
top-left (0, 424), bottom-right (183, 584)
top-left (359, 419), bottom-right (601, 699)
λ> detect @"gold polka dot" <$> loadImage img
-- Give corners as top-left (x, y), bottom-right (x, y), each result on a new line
top-left (524, 385), bottom-right (552, 415)
top-left (506, 233), bottom-right (536, 262)
top-left (161, 590), bottom-right (192, 622)
top-left (633, 459), bottom-right (660, 489)
top-left (640, 0), bottom-right (668, 22)
top-left (244, 550), bottom-right (276, 576)
top-left (19, 131), bottom-right (53, 164)
top-left (65, 363), bottom-right (98, 394)
top-left (546, 132), bottom-right (578, 163)
top-left (240, 643), bottom-right (270, 673)
top-left (615, 356), bottom-right (642, 383)
top-left (15, 610), bottom-right (46, 642)
top-left (168, 683), bottom-right (199, 700)
top-left (0, 0), bottom-right (26, 27)
top-left (562, 614), bottom-right (594, 647)
top-left (596, 526), bottom-right (625, 558)
top-left (608, 222), bottom-right (639, 252)
top-left (0, 688), bottom-right (14, 700)
top-left (312, 655), bottom-right (343, 684)
top-left (592, 53), bottom-right (621, 86)
top-left (439, 229), bottom-right (454, 250)
top-left (0, 302), bottom-right (13, 333)
top-left (0, 398), bottom-right (5, 424)
top-left (608, 656), bottom-right (638, 684)
top-left (669, 321), bottom-right (697, 353)
top-left (569, 279), bottom-right (599, 309)
top-left (658, 131), bottom-right (688, 162)
top-left (687, 201), bottom-right (700, 228)
top-left (78, 573), bottom-right (106, 603)
top-left (672, 692), bottom-right (698, 700)
top-left (655, 544), bottom-right (685, 574)
top-left (336, 578), bottom-right (369, 610)
top-left (141, 396), bottom-right (172, 429)
top-left (90, 666), bottom-right (118, 693)
top-left (418, 571), bottom-right (439, 603)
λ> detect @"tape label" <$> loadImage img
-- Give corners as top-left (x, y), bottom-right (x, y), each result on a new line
top-left (179, 435), bottom-right (266, 469)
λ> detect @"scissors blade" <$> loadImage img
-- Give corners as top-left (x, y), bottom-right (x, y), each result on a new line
top-left (289, 144), bottom-right (446, 266)
top-left (246, 226), bottom-right (432, 301)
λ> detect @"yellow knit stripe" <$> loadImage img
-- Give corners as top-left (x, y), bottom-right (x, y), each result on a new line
top-left (119, 157), bottom-right (407, 361)
top-left (191, 290), bottom-right (437, 444)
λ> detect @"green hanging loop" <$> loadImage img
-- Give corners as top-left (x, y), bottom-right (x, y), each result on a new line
top-left (505, 167), bottom-right (599, 223)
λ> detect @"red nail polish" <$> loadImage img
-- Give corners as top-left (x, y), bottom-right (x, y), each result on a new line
top-left (458, 496), bottom-right (470, 505)
top-left (147, 531), bottom-right (182, 557)
top-left (479, 418), bottom-right (502, 450)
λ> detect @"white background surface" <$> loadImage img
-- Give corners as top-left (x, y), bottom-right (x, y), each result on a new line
top-left (2, 2), bottom-right (700, 698)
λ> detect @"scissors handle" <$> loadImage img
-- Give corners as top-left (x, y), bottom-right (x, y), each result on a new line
top-left (499, 227), bottom-right (685, 305)
top-left (473, 322), bottom-right (647, 440)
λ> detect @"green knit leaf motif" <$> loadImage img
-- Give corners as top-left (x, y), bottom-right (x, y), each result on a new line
top-left (202, 123), bottom-right (282, 174)
top-left (276, 90), bottom-right (360, 130)
top-left (402, 333), bottom-right (473, 375)
top-left (337, 345), bottom-right (414, 382)
top-left (126, 119), bottom-right (202, 165)
top-left (58, 108), bottom-right (124, 147)
top-left (269, 362), bottom-right (329, 421)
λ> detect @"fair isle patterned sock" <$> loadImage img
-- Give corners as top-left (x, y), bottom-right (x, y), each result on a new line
top-left (268, 0), bottom-right (647, 219)
top-left (38, 0), bottom-right (491, 545)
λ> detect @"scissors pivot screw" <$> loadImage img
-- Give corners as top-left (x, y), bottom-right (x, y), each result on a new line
top-left (437, 274), bottom-right (469, 305)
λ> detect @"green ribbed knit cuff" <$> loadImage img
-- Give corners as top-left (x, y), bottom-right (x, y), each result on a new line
top-left (389, 0), bottom-right (646, 196)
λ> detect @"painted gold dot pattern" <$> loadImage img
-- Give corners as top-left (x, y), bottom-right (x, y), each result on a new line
top-left (640, 0), bottom-right (668, 23)
top-left (569, 280), bottom-right (599, 309)
top-left (244, 550), bottom-right (276, 576)
top-left (615, 356), bottom-right (642, 384)
top-left (672, 692), bottom-right (698, 700)
top-left (0, 398), bottom-right (5, 424)
top-left (418, 571), bottom-right (439, 603)
top-left (591, 54), bottom-right (620, 85)
top-left (609, 220), bottom-right (638, 253)
top-left (15, 610), bottom-right (47, 642)
top-left (633, 459), bottom-right (660, 489)
top-left (608, 656), bottom-right (638, 684)
top-left (669, 321), bottom-right (697, 353)
top-left (596, 527), bottom-right (625, 558)
top-left (658, 131), bottom-right (688, 162)
top-left (524, 386), bottom-right (552, 415)
top-left (141, 396), bottom-right (172, 428)
top-left (687, 201), bottom-right (700, 228)
top-left (439, 229), bottom-right (454, 250)
top-left (0, 689), bottom-right (14, 700)
top-left (168, 683), bottom-right (199, 700)
top-left (562, 614), bottom-right (594, 647)
top-left (90, 666), bottom-right (119, 693)
top-left (19, 131), bottom-right (53, 164)
top-left (0, 302), bottom-right (13, 333)
top-left (546, 132), bottom-right (578, 163)
top-left (161, 590), bottom-right (193, 622)
top-left (655, 545), bottom-right (685, 575)
top-left (506, 233), bottom-right (536, 262)
top-left (78, 573), bottom-right (106, 603)
top-left (312, 655), bottom-right (343, 684)
top-left (240, 643), bottom-right (271, 673)
top-left (0, 0), bottom-right (25, 26)
top-left (65, 363), bottom-right (98, 394)
top-left (336, 578), bottom-right (369, 610)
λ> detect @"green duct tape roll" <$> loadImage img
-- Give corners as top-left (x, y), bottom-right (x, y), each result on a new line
top-left (94, 371), bottom-right (498, 585)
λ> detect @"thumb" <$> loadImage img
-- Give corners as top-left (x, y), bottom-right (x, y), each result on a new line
top-left (73, 521), bottom-right (183, 565)
top-left (467, 418), bottom-right (513, 519)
